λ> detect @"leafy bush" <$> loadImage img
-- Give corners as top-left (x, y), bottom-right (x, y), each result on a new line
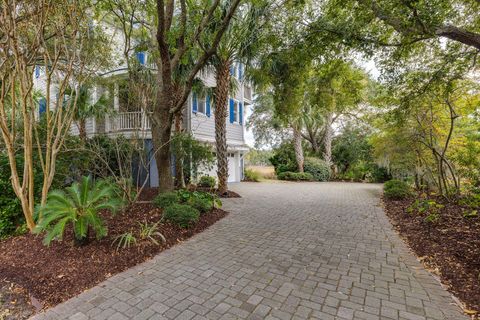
top-left (162, 204), bottom-right (200, 228)
top-left (171, 133), bottom-right (215, 185)
top-left (384, 179), bottom-right (412, 200)
top-left (177, 189), bottom-right (220, 212)
top-left (244, 169), bottom-right (261, 182)
top-left (304, 157), bottom-right (330, 181)
top-left (0, 154), bottom-right (43, 238)
top-left (277, 171), bottom-right (314, 181)
top-left (369, 165), bottom-right (392, 183)
top-left (269, 143), bottom-right (297, 174)
top-left (34, 176), bottom-right (123, 246)
top-left (153, 192), bottom-right (180, 209)
top-left (188, 197), bottom-right (213, 213)
top-left (198, 175), bottom-right (216, 188)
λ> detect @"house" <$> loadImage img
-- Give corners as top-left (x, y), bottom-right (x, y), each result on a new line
top-left (33, 53), bottom-right (253, 188)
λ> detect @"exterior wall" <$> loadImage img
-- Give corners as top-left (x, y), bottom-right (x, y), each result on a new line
top-left (189, 65), bottom-right (248, 147)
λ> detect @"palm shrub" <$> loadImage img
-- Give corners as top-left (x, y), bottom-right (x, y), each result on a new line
top-left (304, 157), bottom-right (331, 181)
top-left (162, 204), bottom-right (200, 228)
top-left (34, 176), bottom-right (123, 246)
top-left (384, 179), bottom-right (412, 200)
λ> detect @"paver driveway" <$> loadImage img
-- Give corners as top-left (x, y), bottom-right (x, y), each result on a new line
top-left (32, 182), bottom-right (467, 320)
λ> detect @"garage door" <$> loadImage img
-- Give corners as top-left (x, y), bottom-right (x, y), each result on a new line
top-left (227, 153), bottom-right (237, 182)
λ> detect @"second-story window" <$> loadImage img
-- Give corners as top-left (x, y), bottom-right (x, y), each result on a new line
top-left (198, 95), bottom-right (206, 114)
top-left (193, 93), bottom-right (208, 115)
top-left (233, 101), bottom-right (238, 122)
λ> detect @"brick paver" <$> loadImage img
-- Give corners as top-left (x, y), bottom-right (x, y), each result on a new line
top-left (31, 182), bottom-right (467, 320)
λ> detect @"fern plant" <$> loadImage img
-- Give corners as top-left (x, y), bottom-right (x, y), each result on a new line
top-left (34, 176), bottom-right (123, 246)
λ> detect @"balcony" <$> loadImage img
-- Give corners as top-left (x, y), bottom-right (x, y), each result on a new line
top-left (105, 111), bottom-right (151, 133)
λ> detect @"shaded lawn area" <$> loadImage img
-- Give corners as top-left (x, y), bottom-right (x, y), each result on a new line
top-left (0, 201), bottom-right (226, 314)
top-left (384, 196), bottom-right (480, 314)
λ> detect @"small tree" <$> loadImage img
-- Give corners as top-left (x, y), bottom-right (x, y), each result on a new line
top-left (0, 1), bottom-right (109, 231)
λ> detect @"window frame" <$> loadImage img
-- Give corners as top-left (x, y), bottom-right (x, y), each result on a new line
top-left (193, 94), bottom-right (207, 115)
top-left (232, 100), bottom-right (239, 123)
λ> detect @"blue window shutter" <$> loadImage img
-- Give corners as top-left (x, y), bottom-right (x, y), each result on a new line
top-left (35, 66), bottom-right (40, 78)
top-left (192, 93), bottom-right (198, 113)
top-left (206, 94), bottom-right (211, 117)
top-left (39, 98), bottom-right (47, 116)
top-left (136, 52), bottom-right (146, 65)
top-left (229, 99), bottom-right (235, 123)
top-left (239, 102), bottom-right (243, 125)
top-left (230, 65), bottom-right (234, 76)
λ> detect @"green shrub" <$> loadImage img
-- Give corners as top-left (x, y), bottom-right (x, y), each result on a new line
top-left (188, 197), bottom-right (213, 213)
top-left (277, 171), bottom-right (314, 181)
top-left (162, 204), bottom-right (200, 228)
top-left (384, 179), bottom-right (412, 200)
top-left (153, 192), bottom-right (179, 209)
top-left (304, 157), bottom-right (330, 181)
top-left (34, 176), bottom-right (123, 246)
top-left (198, 175), bottom-right (216, 188)
top-left (244, 169), bottom-right (261, 182)
top-left (177, 189), bottom-right (220, 212)
top-left (0, 153), bottom-right (43, 238)
top-left (269, 143), bottom-right (297, 174)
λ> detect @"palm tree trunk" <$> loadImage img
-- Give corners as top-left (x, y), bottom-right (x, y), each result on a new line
top-left (292, 125), bottom-right (304, 173)
top-left (79, 119), bottom-right (87, 143)
top-left (214, 60), bottom-right (231, 195)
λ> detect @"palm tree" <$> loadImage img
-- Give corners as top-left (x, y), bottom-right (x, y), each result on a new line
top-left (212, 4), bottom-right (266, 194)
top-left (67, 85), bottom-right (111, 142)
top-left (35, 176), bottom-right (123, 246)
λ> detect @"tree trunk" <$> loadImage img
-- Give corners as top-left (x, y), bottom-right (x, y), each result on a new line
top-left (78, 119), bottom-right (87, 143)
top-left (174, 110), bottom-right (186, 188)
top-left (151, 72), bottom-right (175, 193)
top-left (214, 60), bottom-right (231, 195)
top-left (292, 125), bottom-right (304, 173)
top-left (322, 112), bottom-right (333, 165)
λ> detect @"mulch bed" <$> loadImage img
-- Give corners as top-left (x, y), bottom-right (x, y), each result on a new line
top-left (138, 187), bottom-right (241, 201)
top-left (0, 202), bottom-right (227, 314)
top-left (383, 195), bottom-right (480, 315)
top-left (0, 278), bottom-right (37, 320)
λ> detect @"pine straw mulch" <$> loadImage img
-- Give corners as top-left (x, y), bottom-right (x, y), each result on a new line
top-left (383, 195), bottom-right (480, 317)
top-left (0, 202), bottom-right (227, 317)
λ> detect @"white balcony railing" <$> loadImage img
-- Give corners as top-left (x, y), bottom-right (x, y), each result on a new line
top-left (106, 111), bottom-right (151, 133)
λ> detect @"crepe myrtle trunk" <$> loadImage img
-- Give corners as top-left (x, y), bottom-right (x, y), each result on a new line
top-left (214, 60), bottom-right (232, 195)
top-left (292, 125), bottom-right (304, 173)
